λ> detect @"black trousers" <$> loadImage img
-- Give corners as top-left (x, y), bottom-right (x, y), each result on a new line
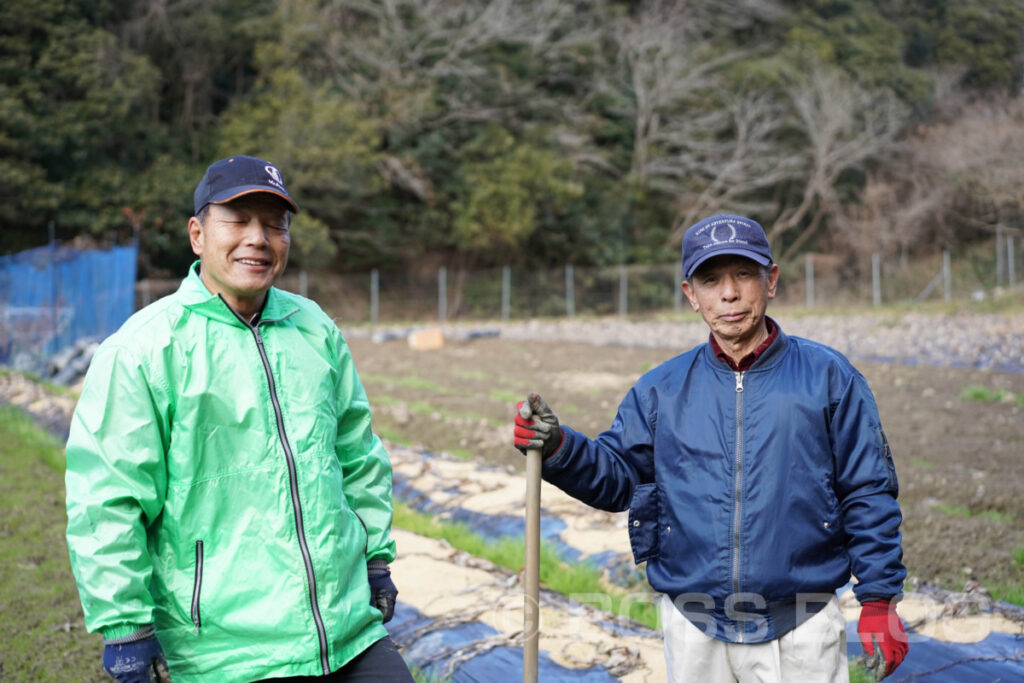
top-left (255, 637), bottom-right (415, 682)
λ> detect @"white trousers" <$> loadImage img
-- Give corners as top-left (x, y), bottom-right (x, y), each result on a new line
top-left (659, 594), bottom-right (849, 683)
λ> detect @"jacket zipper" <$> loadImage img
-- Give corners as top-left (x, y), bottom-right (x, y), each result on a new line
top-left (732, 370), bottom-right (745, 643)
top-left (231, 307), bottom-right (330, 676)
top-left (191, 540), bottom-right (204, 634)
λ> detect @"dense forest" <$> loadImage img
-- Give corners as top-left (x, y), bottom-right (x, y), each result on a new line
top-left (2, 0), bottom-right (1023, 279)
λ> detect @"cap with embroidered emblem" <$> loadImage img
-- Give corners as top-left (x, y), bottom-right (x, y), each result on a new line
top-left (193, 155), bottom-right (299, 215)
top-left (681, 214), bottom-right (773, 278)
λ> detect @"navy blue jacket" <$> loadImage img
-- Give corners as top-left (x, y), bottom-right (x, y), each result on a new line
top-left (542, 320), bottom-right (905, 643)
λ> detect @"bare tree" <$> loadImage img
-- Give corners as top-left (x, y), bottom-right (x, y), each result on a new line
top-left (768, 66), bottom-right (907, 261)
top-left (601, 0), bottom-right (785, 181)
top-left (845, 92), bottom-right (1024, 266)
top-left (652, 90), bottom-right (803, 245)
top-left (922, 95), bottom-right (1024, 232)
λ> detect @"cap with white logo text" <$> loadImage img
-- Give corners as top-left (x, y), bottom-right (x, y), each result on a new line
top-left (193, 155), bottom-right (299, 215)
top-left (681, 214), bottom-right (772, 278)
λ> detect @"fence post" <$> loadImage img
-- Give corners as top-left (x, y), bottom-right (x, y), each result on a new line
top-left (370, 269), bottom-right (379, 324)
top-left (618, 264), bottom-right (628, 316)
top-left (805, 254), bottom-right (814, 308)
top-left (501, 266), bottom-right (511, 320)
top-left (996, 226), bottom-right (1005, 286)
top-left (943, 251), bottom-right (951, 302)
top-left (565, 265), bottom-right (575, 317)
top-left (674, 261), bottom-right (683, 312)
top-left (1009, 236), bottom-right (1017, 289)
top-left (438, 266), bottom-right (447, 322)
top-left (871, 253), bottom-right (881, 306)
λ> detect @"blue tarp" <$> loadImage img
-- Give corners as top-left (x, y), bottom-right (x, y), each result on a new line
top-left (387, 603), bottom-right (618, 683)
top-left (393, 460), bottom-right (1024, 682)
top-left (390, 600), bottom-right (1024, 682)
top-left (0, 242), bottom-right (137, 367)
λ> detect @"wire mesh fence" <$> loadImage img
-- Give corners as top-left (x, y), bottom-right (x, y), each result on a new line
top-left (127, 237), bottom-right (1022, 324)
top-left (270, 239), bottom-right (1019, 323)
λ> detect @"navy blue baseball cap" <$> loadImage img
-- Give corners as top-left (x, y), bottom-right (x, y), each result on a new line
top-left (193, 155), bottom-right (300, 215)
top-left (681, 214), bottom-right (773, 278)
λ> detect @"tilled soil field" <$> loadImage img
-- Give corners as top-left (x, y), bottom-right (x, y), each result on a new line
top-left (344, 311), bottom-right (1024, 598)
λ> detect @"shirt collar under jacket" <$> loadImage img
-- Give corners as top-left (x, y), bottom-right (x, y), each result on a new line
top-left (710, 317), bottom-right (779, 372)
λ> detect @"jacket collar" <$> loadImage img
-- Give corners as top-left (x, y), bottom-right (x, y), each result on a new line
top-left (749, 316), bottom-right (788, 370)
top-left (702, 315), bottom-right (789, 373)
top-left (178, 261), bottom-right (298, 326)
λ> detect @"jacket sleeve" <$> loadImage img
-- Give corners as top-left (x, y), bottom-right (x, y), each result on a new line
top-left (541, 384), bottom-right (656, 512)
top-left (831, 371), bottom-right (906, 603)
top-left (333, 332), bottom-right (396, 564)
top-left (65, 342), bottom-right (171, 639)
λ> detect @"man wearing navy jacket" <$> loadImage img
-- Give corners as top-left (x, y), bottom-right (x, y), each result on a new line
top-left (514, 214), bottom-right (908, 682)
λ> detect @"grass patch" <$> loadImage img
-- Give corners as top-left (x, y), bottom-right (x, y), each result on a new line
top-left (1, 368), bottom-right (74, 398)
top-left (958, 385), bottom-right (1007, 403)
top-left (848, 661), bottom-right (877, 683)
top-left (361, 373), bottom-right (459, 394)
top-left (454, 370), bottom-right (489, 381)
top-left (958, 385), bottom-right (1024, 407)
top-left (392, 501), bottom-right (660, 629)
top-left (0, 405), bottom-right (109, 682)
top-left (936, 503), bottom-right (970, 518)
top-left (986, 581), bottom-right (1024, 606)
top-left (488, 389), bottom-right (522, 404)
top-left (409, 399), bottom-right (434, 415)
top-left (988, 547), bottom-right (1024, 605)
top-left (412, 668), bottom-right (451, 683)
top-left (396, 376), bottom-right (452, 392)
top-left (936, 503), bottom-right (1012, 523)
top-left (558, 403), bottom-right (580, 415)
top-left (377, 427), bottom-right (413, 446)
top-left (909, 457), bottom-right (932, 469)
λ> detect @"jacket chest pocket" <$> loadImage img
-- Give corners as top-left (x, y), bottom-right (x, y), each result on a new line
top-left (628, 483), bottom-right (662, 564)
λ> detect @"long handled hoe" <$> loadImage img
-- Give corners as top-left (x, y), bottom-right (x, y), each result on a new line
top-left (524, 447), bottom-right (541, 683)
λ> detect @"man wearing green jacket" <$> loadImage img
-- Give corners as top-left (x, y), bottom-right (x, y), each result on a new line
top-left (65, 155), bottom-right (414, 682)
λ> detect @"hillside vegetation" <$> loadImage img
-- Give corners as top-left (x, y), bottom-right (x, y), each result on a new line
top-left (3, 0), bottom-right (1022, 280)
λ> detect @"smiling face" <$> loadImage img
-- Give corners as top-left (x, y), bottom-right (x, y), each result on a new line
top-left (188, 193), bottom-right (291, 319)
top-left (681, 254), bottom-right (779, 360)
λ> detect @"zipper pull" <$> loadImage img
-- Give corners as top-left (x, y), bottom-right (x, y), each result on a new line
top-left (735, 371), bottom-right (745, 393)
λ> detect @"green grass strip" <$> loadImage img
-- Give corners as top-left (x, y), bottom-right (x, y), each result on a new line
top-left (0, 405), bottom-right (101, 682)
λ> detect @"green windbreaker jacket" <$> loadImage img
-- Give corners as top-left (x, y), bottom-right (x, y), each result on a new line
top-left (66, 264), bottom-right (396, 682)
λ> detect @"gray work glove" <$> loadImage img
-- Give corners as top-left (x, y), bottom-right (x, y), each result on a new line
top-left (513, 392), bottom-right (562, 458)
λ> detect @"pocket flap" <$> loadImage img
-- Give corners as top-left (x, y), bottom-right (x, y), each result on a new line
top-left (627, 482), bottom-right (661, 565)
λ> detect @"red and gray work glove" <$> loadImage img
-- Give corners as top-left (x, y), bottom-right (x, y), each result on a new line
top-left (102, 625), bottom-right (171, 683)
top-left (857, 600), bottom-right (909, 680)
top-left (367, 558), bottom-right (398, 624)
top-left (514, 393), bottom-right (563, 458)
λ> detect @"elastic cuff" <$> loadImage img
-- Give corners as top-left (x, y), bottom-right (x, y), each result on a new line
top-left (544, 428), bottom-right (568, 462)
top-left (103, 624), bottom-right (155, 645)
top-left (367, 558), bottom-right (389, 575)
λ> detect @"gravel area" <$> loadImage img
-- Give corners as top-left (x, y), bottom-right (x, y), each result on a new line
top-left (344, 311), bottom-right (1024, 373)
